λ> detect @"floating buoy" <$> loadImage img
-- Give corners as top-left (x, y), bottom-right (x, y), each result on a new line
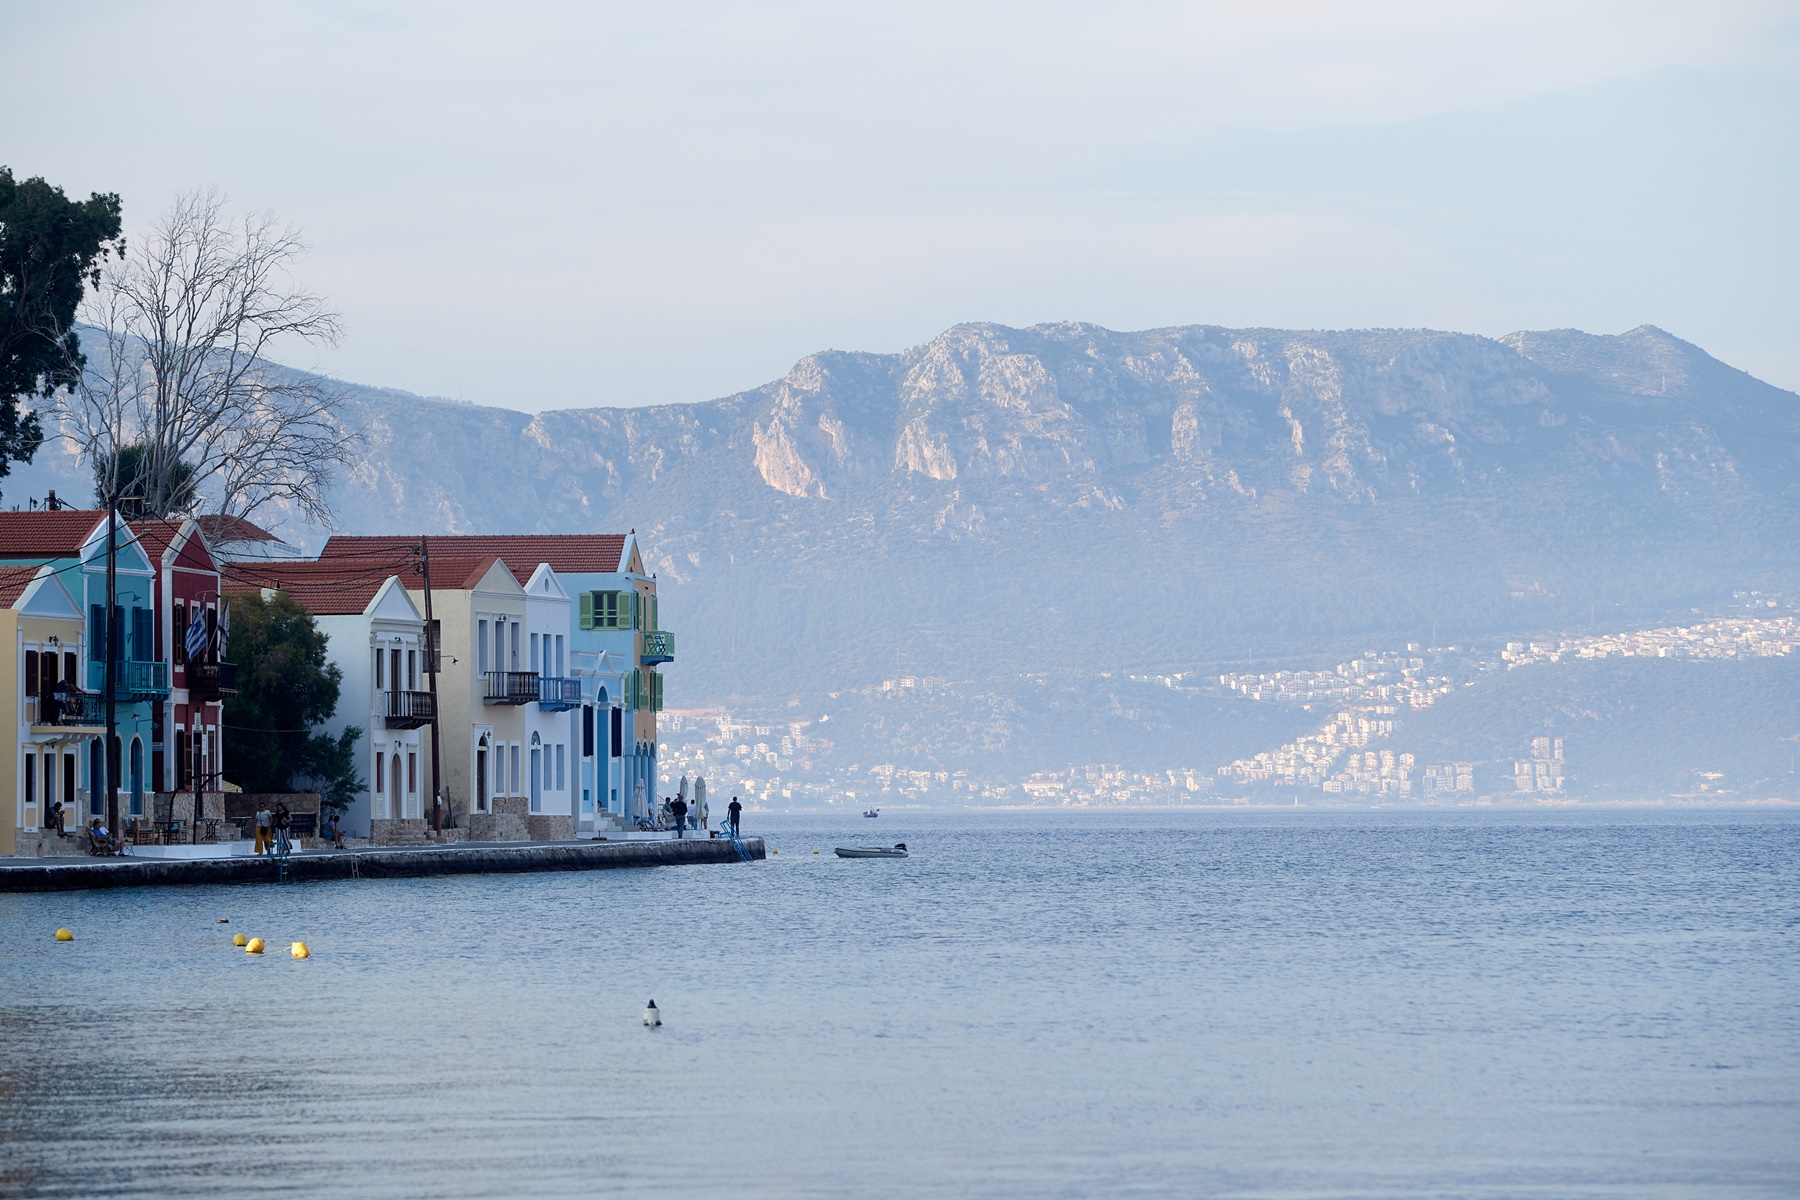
top-left (245, 937), bottom-right (265, 955)
top-left (291, 942), bottom-right (310, 959)
top-left (813, 849), bottom-right (819, 854)
top-left (216, 918), bottom-right (229, 924)
top-left (644, 999), bottom-right (661, 1027)
top-left (232, 933), bottom-right (248, 947)
top-left (54, 928), bottom-right (73, 942)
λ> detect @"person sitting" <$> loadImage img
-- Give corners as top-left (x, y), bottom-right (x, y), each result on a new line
top-left (88, 819), bottom-right (123, 856)
top-left (48, 800), bottom-right (66, 838)
top-left (320, 812), bottom-right (346, 850)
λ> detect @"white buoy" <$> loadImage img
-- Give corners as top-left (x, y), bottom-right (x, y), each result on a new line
top-left (644, 999), bottom-right (662, 1027)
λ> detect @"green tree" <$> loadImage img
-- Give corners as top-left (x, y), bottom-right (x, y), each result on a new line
top-left (223, 590), bottom-right (364, 811)
top-left (0, 168), bottom-right (124, 497)
top-left (93, 442), bottom-right (197, 517)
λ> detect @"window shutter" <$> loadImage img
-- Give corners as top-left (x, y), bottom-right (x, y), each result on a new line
top-left (650, 594), bottom-right (658, 631)
top-left (650, 672), bottom-right (664, 712)
top-left (630, 591), bottom-right (641, 631)
top-left (579, 591), bottom-right (595, 630)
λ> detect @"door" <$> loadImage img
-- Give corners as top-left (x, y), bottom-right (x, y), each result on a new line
top-left (391, 756), bottom-right (404, 819)
top-left (529, 748), bottom-right (541, 812)
top-left (129, 738), bottom-right (144, 816)
top-left (476, 748), bottom-right (488, 811)
top-left (63, 754), bottom-right (76, 831)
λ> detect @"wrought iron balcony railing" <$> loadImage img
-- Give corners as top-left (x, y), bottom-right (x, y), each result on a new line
top-left (383, 689), bottom-right (437, 729)
top-left (32, 689), bottom-right (108, 728)
top-left (537, 676), bottom-right (581, 711)
top-left (86, 658), bottom-right (170, 700)
top-left (641, 629), bottom-right (675, 666)
top-left (483, 670), bottom-right (540, 705)
top-left (186, 661), bottom-right (238, 700)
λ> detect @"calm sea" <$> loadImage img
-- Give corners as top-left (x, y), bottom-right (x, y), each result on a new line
top-left (2, 809), bottom-right (1796, 1199)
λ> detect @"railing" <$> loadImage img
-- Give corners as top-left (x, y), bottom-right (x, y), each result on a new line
top-left (186, 661), bottom-right (238, 700)
top-left (483, 670), bottom-right (540, 705)
top-left (641, 629), bottom-right (675, 665)
top-left (32, 689), bottom-right (108, 728)
top-left (383, 689), bottom-right (437, 729)
top-left (537, 676), bottom-right (581, 711)
top-left (86, 658), bottom-right (170, 699)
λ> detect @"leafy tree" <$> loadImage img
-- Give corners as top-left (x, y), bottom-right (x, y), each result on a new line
top-left (0, 168), bottom-right (124, 499)
top-left (223, 590), bottom-right (364, 811)
top-left (94, 442), bottom-right (197, 517)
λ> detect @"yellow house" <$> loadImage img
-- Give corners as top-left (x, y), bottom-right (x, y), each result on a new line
top-left (3, 563), bottom-right (106, 856)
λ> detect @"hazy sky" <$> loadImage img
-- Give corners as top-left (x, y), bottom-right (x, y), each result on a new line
top-left (7, 1), bottom-right (1798, 410)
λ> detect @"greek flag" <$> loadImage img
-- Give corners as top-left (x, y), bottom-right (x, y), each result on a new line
top-left (184, 607), bottom-right (209, 661)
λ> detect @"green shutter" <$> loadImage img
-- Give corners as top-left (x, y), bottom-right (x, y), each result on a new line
top-left (579, 591), bottom-right (595, 630)
top-left (650, 593), bottom-right (659, 631)
top-left (631, 590), bottom-right (641, 631)
top-left (650, 672), bottom-right (664, 712)
top-left (629, 668), bottom-right (642, 709)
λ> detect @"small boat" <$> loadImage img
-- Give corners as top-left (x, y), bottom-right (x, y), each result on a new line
top-left (863, 808), bottom-right (879, 818)
top-left (835, 843), bottom-right (908, 859)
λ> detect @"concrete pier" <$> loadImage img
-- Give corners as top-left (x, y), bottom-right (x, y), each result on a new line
top-left (0, 836), bottom-right (764, 892)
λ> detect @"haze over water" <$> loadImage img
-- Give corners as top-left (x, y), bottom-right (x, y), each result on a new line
top-left (3, 809), bottom-right (1796, 1198)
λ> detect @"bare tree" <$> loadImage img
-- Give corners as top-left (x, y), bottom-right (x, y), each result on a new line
top-left (60, 189), bottom-right (356, 523)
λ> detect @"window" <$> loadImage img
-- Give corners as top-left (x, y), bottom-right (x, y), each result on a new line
top-left (24, 650), bottom-right (37, 697)
top-left (408, 752), bottom-right (417, 794)
top-left (582, 706), bottom-right (594, 757)
top-left (391, 649), bottom-right (402, 694)
top-left (530, 632), bottom-right (540, 676)
top-left (555, 635), bottom-right (564, 676)
top-left (24, 754), bottom-right (34, 811)
top-left (43, 751), bottom-right (55, 809)
top-left (556, 743), bottom-right (565, 790)
top-left (375, 647), bottom-right (385, 689)
top-left (610, 706), bottom-right (623, 758)
top-left (509, 622), bottom-right (520, 669)
top-left (376, 752), bottom-right (386, 793)
top-left (408, 649), bottom-right (417, 689)
top-left (90, 605), bottom-right (105, 658)
top-left (173, 602), bottom-right (187, 664)
top-left (509, 744), bottom-right (520, 794)
top-left (477, 619), bottom-right (489, 674)
top-left (580, 590), bottom-right (633, 630)
top-left (132, 606), bottom-right (153, 661)
top-left (64, 651), bottom-right (76, 684)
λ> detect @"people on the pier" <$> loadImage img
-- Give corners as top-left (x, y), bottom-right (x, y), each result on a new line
top-left (88, 818), bottom-right (122, 856)
top-left (671, 794), bottom-right (688, 838)
top-left (728, 796), bottom-right (742, 836)
top-left (320, 812), bottom-right (345, 850)
top-left (48, 799), bottom-right (65, 838)
top-left (273, 803), bottom-right (292, 854)
top-left (254, 803), bottom-right (273, 855)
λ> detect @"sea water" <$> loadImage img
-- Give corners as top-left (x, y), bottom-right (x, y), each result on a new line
top-left (1, 809), bottom-right (1796, 1199)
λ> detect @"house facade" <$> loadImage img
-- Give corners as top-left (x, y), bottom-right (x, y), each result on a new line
top-left (0, 511), bottom-right (163, 828)
top-left (2, 565), bottom-right (105, 856)
top-left (318, 533), bottom-right (668, 833)
top-left (223, 561), bottom-right (430, 842)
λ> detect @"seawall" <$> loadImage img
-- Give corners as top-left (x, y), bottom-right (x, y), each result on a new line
top-left (0, 837), bottom-right (764, 892)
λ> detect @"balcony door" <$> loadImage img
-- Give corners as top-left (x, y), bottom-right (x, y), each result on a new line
top-left (391, 755), bottom-right (404, 820)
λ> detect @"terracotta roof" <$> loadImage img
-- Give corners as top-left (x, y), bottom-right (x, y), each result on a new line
top-left (0, 510), bottom-right (106, 558)
top-left (197, 514), bottom-right (282, 544)
top-left (131, 519), bottom-right (185, 564)
top-left (321, 534), bottom-right (628, 575)
top-left (222, 560), bottom-right (400, 616)
top-left (0, 563), bottom-right (48, 607)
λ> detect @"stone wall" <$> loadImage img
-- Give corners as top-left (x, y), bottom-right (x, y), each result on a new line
top-left (525, 814), bottom-right (574, 841)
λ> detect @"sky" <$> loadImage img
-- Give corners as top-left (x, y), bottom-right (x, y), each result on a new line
top-left (6, 1), bottom-right (1798, 411)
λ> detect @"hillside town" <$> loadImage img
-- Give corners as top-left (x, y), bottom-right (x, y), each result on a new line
top-left (3, 510), bottom-right (685, 857)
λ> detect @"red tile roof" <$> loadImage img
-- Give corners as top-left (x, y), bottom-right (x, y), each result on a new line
top-left (222, 560), bottom-right (401, 616)
top-left (321, 534), bottom-right (628, 576)
top-left (0, 510), bottom-right (106, 558)
top-left (197, 513), bottom-right (282, 544)
top-left (0, 563), bottom-right (48, 607)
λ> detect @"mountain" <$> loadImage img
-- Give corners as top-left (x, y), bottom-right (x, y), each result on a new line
top-left (12, 321), bottom-right (1799, 802)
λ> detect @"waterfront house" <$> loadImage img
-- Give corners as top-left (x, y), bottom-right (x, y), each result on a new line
top-left (2, 565), bottom-right (106, 856)
top-left (222, 561), bottom-right (429, 843)
top-left (319, 534), bottom-right (667, 833)
top-left (133, 519), bottom-right (233, 830)
top-left (0, 511), bottom-right (162, 829)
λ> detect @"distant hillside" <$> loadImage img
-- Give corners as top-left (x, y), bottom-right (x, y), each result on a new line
top-left (12, 320), bottom-right (1798, 801)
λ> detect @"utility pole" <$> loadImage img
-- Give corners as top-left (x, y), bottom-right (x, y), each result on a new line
top-left (104, 496), bottom-right (119, 839)
top-left (420, 538), bottom-right (444, 833)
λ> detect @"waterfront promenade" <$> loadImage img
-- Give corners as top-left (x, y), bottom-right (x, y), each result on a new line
top-left (0, 836), bottom-right (764, 891)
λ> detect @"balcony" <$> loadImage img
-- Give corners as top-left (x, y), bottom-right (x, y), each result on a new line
top-left (87, 658), bottom-right (170, 700)
top-left (641, 629), bottom-right (675, 666)
top-left (186, 660), bottom-right (238, 700)
top-left (30, 689), bottom-right (107, 730)
top-left (483, 670), bottom-right (540, 705)
top-left (383, 689), bottom-right (437, 729)
top-left (537, 676), bottom-right (581, 712)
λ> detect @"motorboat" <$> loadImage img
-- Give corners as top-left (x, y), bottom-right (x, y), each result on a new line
top-left (863, 808), bottom-right (879, 818)
top-left (835, 843), bottom-right (908, 859)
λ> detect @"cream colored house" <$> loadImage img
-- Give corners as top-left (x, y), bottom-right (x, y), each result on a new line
top-left (3, 565), bottom-right (105, 856)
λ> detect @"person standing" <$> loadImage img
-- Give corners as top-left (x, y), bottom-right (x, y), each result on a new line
top-left (273, 803), bottom-right (292, 854)
top-left (254, 803), bottom-right (273, 855)
top-left (670, 794), bottom-right (688, 838)
top-left (727, 796), bottom-right (742, 836)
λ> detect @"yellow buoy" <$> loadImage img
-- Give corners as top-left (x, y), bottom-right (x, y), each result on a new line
top-left (245, 937), bottom-right (265, 955)
top-left (813, 849), bottom-right (820, 854)
top-left (232, 933), bottom-right (248, 947)
top-left (54, 928), bottom-right (73, 942)
top-left (291, 941), bottom-right (310, 959)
